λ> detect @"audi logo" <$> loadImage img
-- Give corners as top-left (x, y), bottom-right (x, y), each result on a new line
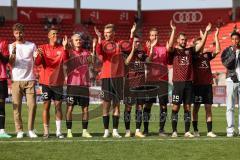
top-left (173, 11), bottom-right (203, 23)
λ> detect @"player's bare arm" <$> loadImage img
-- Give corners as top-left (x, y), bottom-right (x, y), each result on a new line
top-left (9, 42), bottom-right (16, 66)
top-left (94, 26), bottom-right (102, 44)
top-left (213, 28), bottom-right (221, 57)
top-left (166, 20), bottom-right (176, 52)
top-left (195, 23), bottom-right (212, 53)
top-left (130, 23), bottom-right (137, 39)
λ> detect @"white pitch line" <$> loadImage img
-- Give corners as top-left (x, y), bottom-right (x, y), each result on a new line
top-left (0, 138), bottom-right (239, 143)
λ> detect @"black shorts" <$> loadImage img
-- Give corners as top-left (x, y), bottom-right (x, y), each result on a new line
top-left (172, 81), bottom-right (193, 105)
top-left (66, 85), bottom-right (89, 106)
top-left (144, 81), bottom-right (169, 105)
top-left (41, 85), bottom-right (63, 101)
top-left (193, 84), bottom-right (213, 104)
top-left (101, 77), bottom-right (123, 103)
top-left (0, 80), bottom-right (8, 99)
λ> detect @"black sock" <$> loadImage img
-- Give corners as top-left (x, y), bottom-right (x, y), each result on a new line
top-left (207, 121), bottom-right (212, 132)
top-left (66, 120), bottom-right (72, 129)
top-left (171, 111), bottom-right (178, 132)
top-left (0, 102), bottom-right (6, 129)
top-left (136, 110), bottom-right (143, 129)
top-left (124, 111), bottom-right (131, 130)
top-left (112, 116), bottom-right (119, 129)
top-left (103, 116), bottom-right (109, 129)
top-left (184, 111), bottom-right (191, 132)
top-left (143, 107), bottom-right (151, 132)
top-left (160, 108), bottom-right (167, 132)
top-left (82, 120), bottom-right (88, 129)
top-left (192, 121), bottom-right (198, 132)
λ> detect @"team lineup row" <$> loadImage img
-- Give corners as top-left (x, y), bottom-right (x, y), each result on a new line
top-left (0, 21), bottom-right (239, 139)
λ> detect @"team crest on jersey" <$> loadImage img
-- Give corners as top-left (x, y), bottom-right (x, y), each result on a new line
top-left (199, 60), bottom-right (209, 68)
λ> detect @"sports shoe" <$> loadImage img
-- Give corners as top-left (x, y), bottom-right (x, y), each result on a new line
top-left (56, 133), bottom-right (64, 139)
top-left (135, 131), bottom-right (145, 138)
top-left (207, 132), bottom-right (217, 138)
top-left (43, 134), bottom-right (49, 139)
top-left (0, 133), bottom-right (12, 138)
top-left (143, 130), bottom-right (149, 136)
top-left (103, 131), bottom-right (110, 138)
top-left (184, 132), bottom-right (194, 138)
top-left (125, 130), bottom-right (131, 138)
top-left (82, 130), bottom-right (92, 138)
top-left (112, 131), bottom-right (122, 138)
top-left (67, 131), bottom-right (73, 138)
top-left (193, 131), bottom-right (200, 137)
top-left (171, 131), bottom-right (178, 138)
top-left (16, 131), bottom-right (24, 139)
top-left (159, 130), bottom-right (168, 137)
top-left (28, 130), bottom-right (38, 138)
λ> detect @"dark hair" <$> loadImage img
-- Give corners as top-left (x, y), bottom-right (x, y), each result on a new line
top-left (231, 31), bottom-right (240, 38)
top-left (177, 32), bottom-right (186, 38)
top-left (48, 26), bottom-right (59, 33)
top-left (12, 23), bottom-right (24, 32)
top-left (149, 27), bottom-right (158, 33)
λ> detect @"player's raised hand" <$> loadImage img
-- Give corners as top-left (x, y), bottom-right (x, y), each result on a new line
top-left (146, 40), bottom-right (151, 50)
top-left (62, 35), bottom-right (68, 49)
top-left (92, 37), bottom-right (97, 49)
top-left (94, 26), bottom-right (102, 38)
top-left (151, 39), bottom-right (158, 48)
top-left (170, 20), bottom-right (176, 30)
top-left (131, 23), bottom-right (137, 34)
top-left (205, 23), bottom-right (212, 32)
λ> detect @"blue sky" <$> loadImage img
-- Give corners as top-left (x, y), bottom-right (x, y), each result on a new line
top-left (1, 0), bottom-right (232, 10)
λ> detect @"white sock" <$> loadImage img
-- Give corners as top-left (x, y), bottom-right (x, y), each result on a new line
top-left (56, 120), bottom-right (61, 134)
top-left (0, 129), bottom-right (5, 134)
top-left (67, 129), bottom-right (72, 133)
top-left (136, 129), bottom-right (140, 133)
top-left (83, 129), bottom-right (87, 133)
top-left (126, 129), bottom-right (130, 133)
top-left (113, 129), bottom-right (118, 134)
top-left (104, 129), bottom-right (109, 134)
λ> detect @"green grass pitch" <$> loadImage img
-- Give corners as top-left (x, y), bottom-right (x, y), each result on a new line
top-left (1, 103), bottom-right (240, 160)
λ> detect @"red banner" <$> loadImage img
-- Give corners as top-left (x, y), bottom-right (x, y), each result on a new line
top-left (17, 7), bottom-right (75, 23)
top-left (143, 8), bottom-right (232, 25)
top-left (81, 9), bottom-right (136, 25)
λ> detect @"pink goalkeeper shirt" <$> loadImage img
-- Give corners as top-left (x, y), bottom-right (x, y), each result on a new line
top-left (66, 49), bottom-right (91, 86)
top-left (146, 46), bottom-right (168, 82)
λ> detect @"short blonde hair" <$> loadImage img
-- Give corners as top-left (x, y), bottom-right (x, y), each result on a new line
top-left (104, 24), bottom-right (115, 32)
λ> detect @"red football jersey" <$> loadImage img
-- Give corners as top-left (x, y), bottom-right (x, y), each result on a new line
top-left (96, 40), bottom-right (125, 79)
top-left (35, 44), bottom-right (68, 86)
top-left (193, 52), bottom-right (214, 85)
top-left (0, 40), bottom-right (9, 80)
top-left (169, 47), bottom-right (195, 82)
top-left (124, 50), bottom-right (147, 88)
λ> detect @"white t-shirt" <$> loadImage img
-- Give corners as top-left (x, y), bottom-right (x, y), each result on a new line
top-left (9, 41), bottom-right (36, 81)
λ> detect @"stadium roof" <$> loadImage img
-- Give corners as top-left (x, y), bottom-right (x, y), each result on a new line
top-left (1, 0), bottom-right (232, 10)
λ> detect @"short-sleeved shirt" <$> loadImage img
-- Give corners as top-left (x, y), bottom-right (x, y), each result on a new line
top-left (9, 41), bottom-right (36, 81)
top-left (66, 49), bottom-right (91, 86)
top-left (96, 40), bottom-right (125, 79)
top-left (145, 45), bottom-right (168, 82)
top-left (169, 47), bottom-right (196, 82)
top-left (124, 50), bottom-right (147, 88)
top-left (193, 52), bottom-right (214, 85)
top-left (35, 44), bottom-right (68, 86)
